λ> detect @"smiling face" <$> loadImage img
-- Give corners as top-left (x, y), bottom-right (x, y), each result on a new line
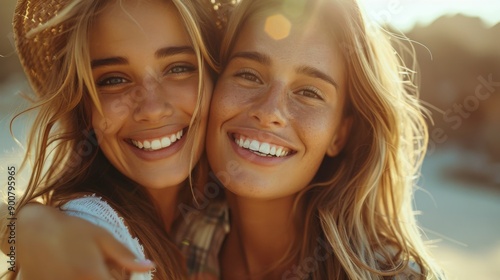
top-left (206, 9), bottom-right (350, 199)
top-left (90, 0), bottom-right (212, 190)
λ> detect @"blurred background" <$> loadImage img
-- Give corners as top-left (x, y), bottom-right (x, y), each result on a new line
top-left (1, 0), bottom-right (499, 279)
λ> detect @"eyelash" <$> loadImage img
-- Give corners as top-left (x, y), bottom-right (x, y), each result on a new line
top-left (296, 86), bottom-right (323, 100)
top-left (95, 63), bottom-right (196, 87)
top-left (235, 69), bottom-right (262, 83)
top-left (96, 76), bottom-right (129, 87)
top-left (166, 64), bottom-right (196, 75)
top-left (232, 67), bottom-right (324, 100)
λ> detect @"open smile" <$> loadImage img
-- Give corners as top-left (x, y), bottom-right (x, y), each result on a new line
top-left (231, 133), bottom-right (295, 158)
top-left (128, 128), bottom-right (184, 151)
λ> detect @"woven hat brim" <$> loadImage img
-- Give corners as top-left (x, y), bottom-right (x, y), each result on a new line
top-left (13, 0), bottom-right (71, 97)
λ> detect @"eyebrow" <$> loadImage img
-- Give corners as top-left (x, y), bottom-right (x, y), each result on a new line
top-left (91, 57), bottom-right (127, 69)
top-left (229, 51), bottom-right (338, 89)
top-left (155, 46), bottom-right (195, 58)
top-left (296, 66), bottom-right (339, 89)
top-left (91, 46), bottom-right (195, 69)
top-left (229, 51), bottom-right (271, 66)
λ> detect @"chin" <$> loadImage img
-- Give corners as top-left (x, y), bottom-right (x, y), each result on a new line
top-left (135, 174), bottom-right (185, 190)
top-left (226, 178), bottom-right (303, 200)
top-left (225, 181), bottom-right (275, 199)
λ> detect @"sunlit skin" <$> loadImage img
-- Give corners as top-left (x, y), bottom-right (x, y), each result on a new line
top-left (207, 14), bottom-right (349, 200)
top-left (90, 0), bottom-right (212, 223)
top-left (206, 8), bottom-right (351, 278)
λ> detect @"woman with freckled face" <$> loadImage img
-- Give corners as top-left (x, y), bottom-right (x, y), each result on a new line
top-left (6, 0), bottom-right (219, 278)
top-left (206, 0), bottom-right (444, 279)
top-left (206, 2), bottom-right (351, 278)
top-left (90, 0), bottom-right (211, 213)
top-left (206, 7), bottom-right (349, 201)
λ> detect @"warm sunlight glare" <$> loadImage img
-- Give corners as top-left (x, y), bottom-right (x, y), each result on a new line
top-left (264, 14), bottom-right (292, 40)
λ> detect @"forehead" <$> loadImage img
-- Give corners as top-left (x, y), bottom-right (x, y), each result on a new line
top-left (89, 0), bottom-right (191, 53)
top-left (231, 7), bottom-right (344, 81)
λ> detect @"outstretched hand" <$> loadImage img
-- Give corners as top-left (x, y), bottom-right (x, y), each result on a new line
top-left (13, 203), bottom-right (154, 280)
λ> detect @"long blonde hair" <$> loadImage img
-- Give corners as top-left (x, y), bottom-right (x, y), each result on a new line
top-left (13, 0), bottom-right (219, 278)
top-left (221, 0), bottom-right (443, 279)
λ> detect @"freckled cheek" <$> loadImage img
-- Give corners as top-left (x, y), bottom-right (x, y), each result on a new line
top-left (223, 82), bottom-right (255, 107)
top-left (209, 83), bottom-right (242, 122)
top-left (166, 81), bottom-right (200, 115)
top-left (291, 108), bottom-right (337, 148)
top-left (91, 97), bottom-right (131, 136)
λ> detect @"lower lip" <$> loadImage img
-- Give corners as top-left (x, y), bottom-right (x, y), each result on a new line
top-left (229, 135), bottom-right (290, 166)
top-left (128, 132), bottom-right (188, 161)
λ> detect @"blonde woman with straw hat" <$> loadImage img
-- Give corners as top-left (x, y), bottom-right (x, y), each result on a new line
top-left (1, 0), bottom-right (220, 279)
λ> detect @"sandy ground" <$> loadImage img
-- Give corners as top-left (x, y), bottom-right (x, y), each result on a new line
top-left (1, 77), bottom-right (499, 279)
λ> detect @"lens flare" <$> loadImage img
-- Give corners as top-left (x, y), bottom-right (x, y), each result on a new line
top-left (264, 14), bottom-right (291, 40)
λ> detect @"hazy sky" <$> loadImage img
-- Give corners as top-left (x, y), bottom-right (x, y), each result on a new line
top-left (357, 0), bottom-right (500, 31)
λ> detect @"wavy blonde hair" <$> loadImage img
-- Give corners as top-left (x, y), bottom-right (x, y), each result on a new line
top-left (220, 0), bottom-right (444, 279)
top-left (12, 0), bottom-right (220, 278)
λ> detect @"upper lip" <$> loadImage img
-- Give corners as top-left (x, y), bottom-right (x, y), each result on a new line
top-left (126, 125), bottom-right (186, 142)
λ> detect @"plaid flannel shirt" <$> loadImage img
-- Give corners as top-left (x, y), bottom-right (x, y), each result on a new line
top-left (172, 199), bottom-right (230, 280)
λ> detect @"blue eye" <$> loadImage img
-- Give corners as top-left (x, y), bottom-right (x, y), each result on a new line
top-left (96, 76), bottom-right (129, 87)
top-left (167, 64), bottom-right (196, 74)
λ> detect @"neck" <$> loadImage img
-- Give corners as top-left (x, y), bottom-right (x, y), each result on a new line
top-left (221, 192), bottom-right (300, 279)
top-left (147, 184), bottom-right (181, 232)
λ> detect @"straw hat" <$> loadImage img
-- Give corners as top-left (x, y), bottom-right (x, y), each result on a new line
top-left (13, 0), bottom-right (73, 97)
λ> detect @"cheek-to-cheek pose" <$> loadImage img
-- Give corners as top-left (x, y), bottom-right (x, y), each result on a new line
top-left (2, 0), bottom-right (445, 279)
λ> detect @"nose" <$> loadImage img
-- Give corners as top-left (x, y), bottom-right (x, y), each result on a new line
top-left (248, 84), bottom-right (288, 128)
top-left (133, 75), bottom-right (174, 122)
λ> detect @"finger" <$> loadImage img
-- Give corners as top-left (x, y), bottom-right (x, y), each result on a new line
top-left (94, 227), bottom-right (155, 272)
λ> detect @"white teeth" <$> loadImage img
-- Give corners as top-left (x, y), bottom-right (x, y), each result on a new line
top-left (259, 143), bottom-right (270, 154)
top-left (249, 140), bottom-right (260, 151)
top-left (235, 136), bottom-right (291, 157)
top-left (161, 137), bottom-right (171, 147)
top-left (131, 129), bottom-right (184, 151)
top-left (243, 139), bottom-right (250, 149)
top-left (151, 140), bottom-right (161, 150)
top-left (276, 147), bottom-right (283, 157)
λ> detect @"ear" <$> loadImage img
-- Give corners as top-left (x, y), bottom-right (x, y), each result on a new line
top-left (326, 116), bottom-right (352, 157)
